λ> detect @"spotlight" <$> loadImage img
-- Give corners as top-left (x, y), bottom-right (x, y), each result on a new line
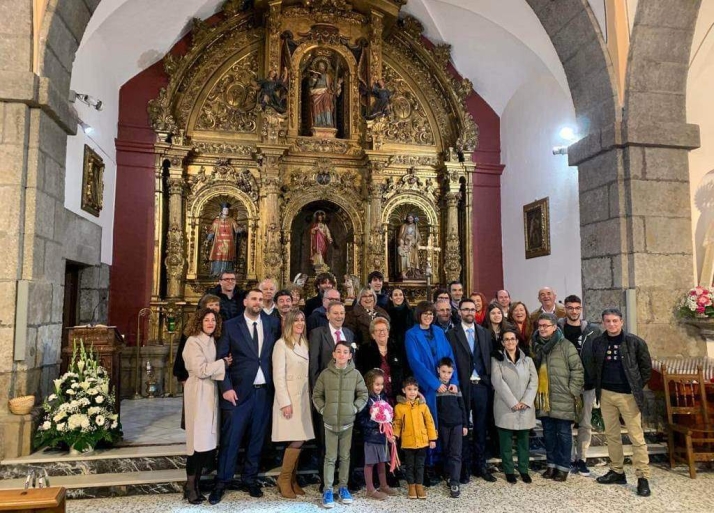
top-left (69, 90), bottom-right (104, 111)
top-left (558, 126), bottom-right (578, 142)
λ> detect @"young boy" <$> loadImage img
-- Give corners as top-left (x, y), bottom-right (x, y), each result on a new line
top-left (313, 341), bottom-right (368, 509)
top-left (436, 357), bottom-right (468, 498)
top-left (394, 377), bottom-right (438, 499)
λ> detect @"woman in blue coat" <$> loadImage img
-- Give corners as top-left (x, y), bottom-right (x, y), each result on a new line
top-left (404, 301), bottom-right (460, 428)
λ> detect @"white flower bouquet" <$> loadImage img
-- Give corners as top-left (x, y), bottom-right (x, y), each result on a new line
top-left (35, 341), bottom-right (122, 452)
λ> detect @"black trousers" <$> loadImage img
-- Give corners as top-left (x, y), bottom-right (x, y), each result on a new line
top-left (186, 449), bottom-right (215, 477)
top-left (403, 448), bottom-right (427, 485)
top-left (463, 383), bottom-right (491, 474)
top-left (439, 424), bottom-right (463, 486)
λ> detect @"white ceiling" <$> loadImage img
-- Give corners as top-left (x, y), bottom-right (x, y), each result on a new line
top-left (77, 0), bottom-right (575, 116)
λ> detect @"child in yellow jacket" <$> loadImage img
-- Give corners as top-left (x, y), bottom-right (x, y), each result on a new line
top-left (393, 377), bottom-right (438, 499)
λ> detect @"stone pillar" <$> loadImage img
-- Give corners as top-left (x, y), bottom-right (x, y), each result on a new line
top-left (257, 147), bottom-right (285, 282)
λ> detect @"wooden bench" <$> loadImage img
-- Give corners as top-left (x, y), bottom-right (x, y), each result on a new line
top-left (0, 487), bottom-right (65, 512)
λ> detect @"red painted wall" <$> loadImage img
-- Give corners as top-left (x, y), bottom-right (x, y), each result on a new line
top-left (109, 61), bottom-right (167, 345)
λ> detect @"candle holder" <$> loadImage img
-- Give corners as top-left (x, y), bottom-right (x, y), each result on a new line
top-left (133, 307), bottom-right (153, 399)
top-left (145, 360), bottom-right (159, 398)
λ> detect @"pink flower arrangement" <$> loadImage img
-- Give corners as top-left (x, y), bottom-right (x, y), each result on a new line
top-left (680, 286), bottom-right (714, 318)
top-left (369, 400), bottom-right (394, 424)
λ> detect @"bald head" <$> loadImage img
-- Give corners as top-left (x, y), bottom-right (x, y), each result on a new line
top-left (259, 278), bottom-right (277, 305)
top-left (538, 287), bottom-right (556, 310)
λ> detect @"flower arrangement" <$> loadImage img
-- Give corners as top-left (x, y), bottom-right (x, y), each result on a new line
top-left (678, 286), bottom-right (714, 318)
top-left (35, 341), bottom-right (122, 453)
top-left (369, 400), bottom-right (400, 472)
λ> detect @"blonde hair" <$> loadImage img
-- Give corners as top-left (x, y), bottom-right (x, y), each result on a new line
top-left (282, 309), bottom-right (306, 350)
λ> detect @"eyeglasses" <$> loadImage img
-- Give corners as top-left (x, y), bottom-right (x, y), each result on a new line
top-left (373, 329), bottom-right (389, 334)
top-left (537, 324), bottom-right (554, 329)
top-left (221, 278), bottom-right (236, 282)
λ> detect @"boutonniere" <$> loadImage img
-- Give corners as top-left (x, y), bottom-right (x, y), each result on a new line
top-left (351, 342), bottom-right (357, 350)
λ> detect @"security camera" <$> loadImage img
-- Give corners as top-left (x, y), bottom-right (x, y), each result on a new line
top-left (69, 90), bottom-right (104, 111)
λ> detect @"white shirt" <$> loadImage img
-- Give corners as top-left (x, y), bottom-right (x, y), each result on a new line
top-left (245, 313), bottom-right (266, 385)
top-left (328, 323), bottom-right (344, 345)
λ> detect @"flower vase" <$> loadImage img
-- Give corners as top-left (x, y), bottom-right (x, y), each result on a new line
top-left (69, 444), bottom-right (94, 456)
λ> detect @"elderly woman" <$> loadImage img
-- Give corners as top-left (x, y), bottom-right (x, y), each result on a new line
top-left (491, 327), bottom-right (538, 484)
top-left (356, 317), bottom-right (408, 405)
top-left (508, 301), bottom-right (533, 356)
top-left (532, 313), bottom-right (584, 482)
top-left (182, 308), bottom-right (232, 504)
top-left (272, 310), bottom-right (315, 499)
top-left (346, 287), bottom-right (390, 347)
top-left (469, 292), bottom-right (488, 326)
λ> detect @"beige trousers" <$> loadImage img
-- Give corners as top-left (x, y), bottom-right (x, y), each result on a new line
top-left (601, 389), bottom-right (650, 478)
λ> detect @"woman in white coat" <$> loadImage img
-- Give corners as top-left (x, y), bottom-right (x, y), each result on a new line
top-left (272, 309), bottom-right (315, 499)
top-left (491, 327), bottom-right (538, 484)
top-left (183, 308), bottom-right (232, 504)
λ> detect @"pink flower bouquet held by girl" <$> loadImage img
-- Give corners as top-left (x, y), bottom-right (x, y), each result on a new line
top-left (369, 400), bottom-right (400, 472)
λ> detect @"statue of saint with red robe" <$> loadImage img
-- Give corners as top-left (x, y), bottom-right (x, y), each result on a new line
top-left (206, 203), bottom-right (244, 277)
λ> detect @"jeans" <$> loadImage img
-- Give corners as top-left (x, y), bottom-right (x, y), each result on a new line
top-left (498, 428), bottom-right (530, 475)
top-left (541, 417), bottom-right (573, 472)
top-left (573, 388), bottom-right (596, 461)
top-left (324, 427), bottom-right (354, 490)
top-left (438, 424), bottom-right (463, 485)
top-left (403, 448), bottom-right (427, 485)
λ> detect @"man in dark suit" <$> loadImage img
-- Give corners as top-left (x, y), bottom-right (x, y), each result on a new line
top-left (306, 288), bottom-right (341, 335)
top-left (210, 289), bottom-right (281, 504)
top-left (309, 301), bottom-right (354, 388)
top-left (447, 298), bottom-right (497, 483)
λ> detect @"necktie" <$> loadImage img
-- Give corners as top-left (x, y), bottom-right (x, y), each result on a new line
top-left (252, 321), bottom-right (259, 353)
top-left (467, 328), bottom-right (475, 354)
top-left (335, 330), bottom-right (342, 343)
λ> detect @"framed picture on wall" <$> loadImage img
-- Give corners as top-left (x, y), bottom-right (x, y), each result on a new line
top-left (523, 197), bottom-right (550, 259)
top-left (81, 144), bottom-right (104, 217)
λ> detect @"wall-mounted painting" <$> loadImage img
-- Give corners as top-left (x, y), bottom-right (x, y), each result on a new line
top-left (81, 144), bottom-right (104, 217)
top-left (523, 197), bottom-right (550, 259)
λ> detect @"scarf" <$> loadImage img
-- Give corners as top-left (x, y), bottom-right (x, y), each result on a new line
top-left (533, 329), bottom-right (564, 413)
top-left (474, 309), bottom-right (486, 325)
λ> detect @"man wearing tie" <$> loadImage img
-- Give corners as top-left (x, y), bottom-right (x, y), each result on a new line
top-left (210, 289), bottom-right (281, 504)
top-left (448, 298), bottom-right (497, 483)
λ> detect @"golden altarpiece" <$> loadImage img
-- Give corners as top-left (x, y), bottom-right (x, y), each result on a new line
top-left (145, 0), bottom-right (479, 343)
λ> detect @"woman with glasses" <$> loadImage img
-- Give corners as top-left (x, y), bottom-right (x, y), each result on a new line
top-left (531, 313), bottom-right (584, 482)
top-left (356, 317), bottom-right (408, 405)
top-left (346, 287), bottom-right (390, 347)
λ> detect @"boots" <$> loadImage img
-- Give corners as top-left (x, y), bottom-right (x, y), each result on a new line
top-left (407, 483), bottom-right (417, 499)
top-left (415, 484), bottom-right (427, 499)
top-left (278, 447), bottom-right (299, 499)
top-left (290, 448), bottom-right (305, 496)
top-left (184, 475), bottom-right (202, 504)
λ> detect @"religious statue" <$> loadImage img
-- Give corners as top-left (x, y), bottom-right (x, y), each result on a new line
top-left (365, 79), bottom-right (392, 120)
top-left (397, 214), bottom-right (422, 279)
top-left (343, 274), bottom-right (355, 299)
top-left (254, 68), bottom-right (289, 114)
top-left (309, 58), bottom-right (343, 130)
top-left (205, 203), bottom-right (244, 277)
top-left (309, 210), bottom-right (333, 267)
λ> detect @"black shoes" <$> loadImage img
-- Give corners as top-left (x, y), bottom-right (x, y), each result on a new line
top-left (637, 478), bottom-right (651, 497)
top-left (552, 470), bottom-right (568, 482)
top-left (542, 467), bottom-right (556, 479)
top-left (459, 474), bottom-right (470, 485)
top-left (505, 474), bottom-right (517, 484)
top-left (476, 470), bottom-right (497, 483)
top-left (244, 483), bottom-right (264, 498)
top-left (520, 472), bottom-right (532, 484)
top-left (208, 485), bottom-right (225, 505)
top-left (596, 470), bottom-right (627, 485)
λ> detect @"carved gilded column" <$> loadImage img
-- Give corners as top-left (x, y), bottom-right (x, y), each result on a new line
top-left (258, 147), bottom-right (285, 282)
top-left (369, 10), bottom-right (384, 83)
top-left (443, 154), bottom-right (464, 284)
top-left (461, 151), bottom-right (476, 288)
top-left (265, 0), bottom-right (283, 73)
top-left (165, 159), bottom-right (187, 299)
top-left (365, 155), bottom-right (389, 278)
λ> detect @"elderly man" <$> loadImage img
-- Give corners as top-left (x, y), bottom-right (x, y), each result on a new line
top-left (435, 298), bottom-right (455, 333)
top-left (307, 288), bottom-right (341, 334)
top-left (259, 278), bottom-right (278, 318)
top-left (529, 287), bottom-right (566, 326)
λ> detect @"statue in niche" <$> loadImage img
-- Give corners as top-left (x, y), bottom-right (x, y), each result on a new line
top-left (397, 213), bottom-right (422, 279)
top-left (254, 68), bottom-right (289, 114)
top-left (308, 57), bottom-right (343, 131)
top-left (309, 210), bottom-right (333, 267)
top-left (364, 79), bottom-right (392, 120)
top-left (205, 202), bottom-right (245, 277)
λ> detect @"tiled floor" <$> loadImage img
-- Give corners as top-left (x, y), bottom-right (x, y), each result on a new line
top-left (66, 465), bottom-right (714, 513)
top-left (120, 397), bottom-right (185, 445)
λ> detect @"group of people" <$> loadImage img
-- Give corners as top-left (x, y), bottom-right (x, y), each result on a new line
top-left (174, 270), bottom-right (654, 508)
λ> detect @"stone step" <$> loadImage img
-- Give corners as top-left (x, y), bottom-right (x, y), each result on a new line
top-left (0, 443), bottom-right (668, 499)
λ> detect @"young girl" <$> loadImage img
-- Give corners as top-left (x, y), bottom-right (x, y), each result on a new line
top-left (313, 341), bottom-right (369, 509)
top-left (394, 376), bottom-right (438, 500)
top-left (358, 369), bottom-right (399, 500)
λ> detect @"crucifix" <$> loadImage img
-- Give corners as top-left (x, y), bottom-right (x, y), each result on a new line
top-left (418, 234), bottom-right (441, 299)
